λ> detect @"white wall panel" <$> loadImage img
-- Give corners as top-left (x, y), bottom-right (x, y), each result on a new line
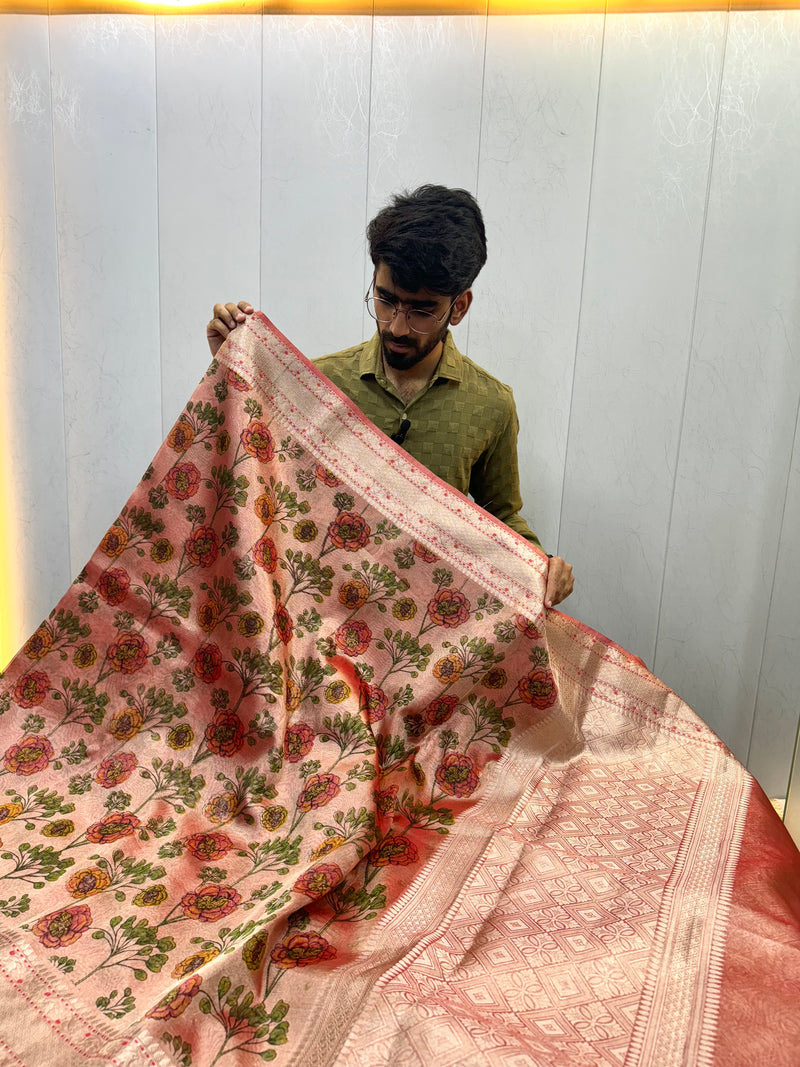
top-left (260, 16), bottom-right (371, 361)
top-left (558, 12), bottom-right (726, 662)
top-left (0, 16), bottom-right (69, 648)
top-left (50, 15), bottom-right (162, 576)
top-left (473, 14), bottom-right (602, 555)
top-left (655, 11), bottom-right (800, 764)
top-left (156, 15), bottom-right (263, 429)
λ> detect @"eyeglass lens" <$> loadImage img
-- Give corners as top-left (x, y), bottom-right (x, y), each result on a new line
top-left (367, 297), bottom-right (438, 335)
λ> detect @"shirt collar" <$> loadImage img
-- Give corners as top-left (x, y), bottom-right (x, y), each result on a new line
top-left (359, 331), bottom-right (464, 384)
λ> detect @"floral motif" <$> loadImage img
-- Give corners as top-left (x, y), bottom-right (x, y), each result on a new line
top-left (241, 421), bottom-right (274, 462)
top-left (428, 589), bottom-right (471, 629)
top-left (97, 568), bottom-right (131, 606)
top-left (66, 866), bottom-right (111, 899)
top-left (424, 694), bottom-right (460, 726)
top-left (181, 884), bottom-right (241, 923)
top-left (328, 512), bottom-right (370, 552)
top-left (150, 538), bottom-right (174, 564)
top-left (360, 682), bottom-right (388, 724)
top-left (293, 519), bottom-right (318, 542)
top-left (172, 948), bottom-right (219, 979)
top-left (184, 833), bottom-right (234, 861)
top-left (107, 632), bottom-right (149, 675)
top-left (108, 705), bottom-right (144, 741)
top-left (367, 834), bottom-right (419, 867)
top-left (205, 710), bottom-right (245, 757)
top-left (4, 734), bottom-right (54, 776)
top-left (432, 654), bottom-right (463, 684)
top-left (237, 611), bottom-right (264, 637)
top-left (0, 802), bottom-right (23, 825)
top-left (165, 462), bottom-right (202, 500)
top-left (334, 619), bottom-right (372, 657)
top-left (193, 643), bottom-right (223, 683)
top-left (197, 600), bottom-right (219, 632)
top-left (133, 884), bottom-right (169, 907)
top-left (293, 864), bottom-right (343, 900)
top-left (24, 627), bottom-right (52, 660)
top-left (73, 643), bottom-right (98, 669)
top-left (32, 905), bottom-right (92, 948)
top-left (314, 464), bottom-right (341, 487)
top-left (412, 541), bottom-right (438, 563)
top-left (146, 975), bottom-right (201, 1019)
top-left (517, 667), bottom-right (558, 710)
top-left (95, 751), bottom-right (138, 788)
top-left (167, 723), bottom-right (195, 750)
top-left (274, 603), bottom-right (293, 645)
top-left (205, 792), bottom-right (238, 824)
top-left (325, 680), bottom-right (351, 704)
top-left (254, 494), bottom-right (276, 526)
top-left (338, 579), bottom-right (370, 609)
top-left (262, 805), bottom-right (288, 831)
top-left (227, 369), bottom-right (251, 391)
top-left (99, 525), bottom-right (129, 558)
top-left (86, 812), bottom-right (141, 844)
top-left (253, 534), bottom-right (278, 573)
top-left (242, 930), bottom-right (269, 971)
top-left (270, 932), bottom-right (337, 969)
top-left (41, 819), bottom-right (75, 838)
top-left (402, 712), bottom-right (425, 739)
top-left (435, 752), bottom-right (480, 798)
top-left (482, 666), bottom-right (507, 690)
top-left (167, 420), bottom-right (195, 453)
top-left (185, 525), bottom-right (220, 568)
top-left (374, 785), bottom-right (398, 815)
top-left (12, 671), bottom-right (50, 708)
top-left (515, 614), bottom-right (542, 640)
top-left (284, 723), bottom-right (315, 763)
top-left (297, 773), bottom-right (341, 813)
top-left (392, 597), bottom-right (417, 621)
top-left (311, 834), bottom-right (346, 861)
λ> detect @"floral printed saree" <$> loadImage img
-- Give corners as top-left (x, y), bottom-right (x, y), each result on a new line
top-left (0, 313), bottom-right (798, 1067)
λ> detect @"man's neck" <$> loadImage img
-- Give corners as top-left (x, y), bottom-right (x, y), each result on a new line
top-left (382, 340), bottom-right (444, 406)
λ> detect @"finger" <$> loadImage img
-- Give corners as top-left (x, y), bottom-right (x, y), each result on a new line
top-left (212, 303), bottom-right (239, 332)
top-left (237, 301), bottom-right (254, 315)
top-left (207, 317), bottom-right (233, 340)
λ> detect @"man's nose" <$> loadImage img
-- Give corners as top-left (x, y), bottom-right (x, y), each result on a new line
top-left (388, 308), bottom-right (411, 335)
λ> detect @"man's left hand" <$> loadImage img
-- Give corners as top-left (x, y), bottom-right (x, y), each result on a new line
top-left (545, 557), bottom-right (574, 609)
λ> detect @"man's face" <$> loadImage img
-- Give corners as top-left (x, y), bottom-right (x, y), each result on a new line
top-left (373, 263), bottom-right (454, 372)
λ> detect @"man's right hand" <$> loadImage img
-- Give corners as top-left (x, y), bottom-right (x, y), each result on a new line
top-left (207, 301), bottom-right (254, 357)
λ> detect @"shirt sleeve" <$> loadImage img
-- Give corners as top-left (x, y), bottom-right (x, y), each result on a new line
top-left (468, 392), bottom-right (544, 550)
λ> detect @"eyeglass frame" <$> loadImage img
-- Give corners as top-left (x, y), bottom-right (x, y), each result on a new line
top-left (364, 280), bottom-right (460, 336)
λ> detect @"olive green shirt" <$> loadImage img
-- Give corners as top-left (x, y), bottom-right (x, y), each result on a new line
top-left (314, 332), bottom-right (542, 548)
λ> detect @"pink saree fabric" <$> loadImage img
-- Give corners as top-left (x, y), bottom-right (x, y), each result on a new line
top-left (0, 313), bottom-right (798, 1067)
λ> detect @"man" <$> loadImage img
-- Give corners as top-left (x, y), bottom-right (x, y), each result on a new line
top-left (207, 185), bottom-right (573, 608)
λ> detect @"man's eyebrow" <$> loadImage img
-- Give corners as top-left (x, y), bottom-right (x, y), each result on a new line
top-left (375, 286), bottom-right (438, 310)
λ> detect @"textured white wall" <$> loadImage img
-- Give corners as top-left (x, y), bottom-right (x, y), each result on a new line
top-left (1, 9), bottom-right (799, 798)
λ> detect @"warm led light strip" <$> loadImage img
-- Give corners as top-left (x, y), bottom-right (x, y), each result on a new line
top-left (1, 0), bottom-right (798, 13)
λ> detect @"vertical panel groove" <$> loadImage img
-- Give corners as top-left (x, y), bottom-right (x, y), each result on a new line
top-left (154, 15), bottom-right (165, 437)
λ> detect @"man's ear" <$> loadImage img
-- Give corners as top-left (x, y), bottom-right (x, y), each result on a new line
top-left (449, 289), bottom-right (473, 326)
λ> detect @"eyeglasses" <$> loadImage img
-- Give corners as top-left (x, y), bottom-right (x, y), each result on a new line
top-left (365, 289), bottom-right (457, 335)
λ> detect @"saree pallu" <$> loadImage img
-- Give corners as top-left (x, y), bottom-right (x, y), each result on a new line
top-left (0, 313), bottom-right (798, 1067)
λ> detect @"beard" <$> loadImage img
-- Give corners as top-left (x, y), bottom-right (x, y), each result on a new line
top-left (379, 322), bottom-right (449, 371)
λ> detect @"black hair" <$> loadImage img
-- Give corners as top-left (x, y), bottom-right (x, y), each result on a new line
top-left (366, 184), bottom-right (487, 298)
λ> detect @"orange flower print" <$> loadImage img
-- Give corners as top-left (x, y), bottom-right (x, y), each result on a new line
top-left (96, 568), bottom-right (131, 606)
top-left (435, 752), bottom-right (480, 798)
top-left (100, 525), bottom-right (129, 558)
top-left (167, 723), bottom-right (195, 750)
top-left (314, 464), bottom-right (341, 488)
top-left (95, 752), bottom-right (137, 788)
top-left (515, 614), bottom-right (542, 641)
top-left (242, 930), bottom-right (269, 972)
top-left (334, 619), bottom-right (372, 657)
top-left (367, 833), bottom-right (419, 867)
top-left (32, 905), bottom-right (92, 948)
top-left (297, 773), bottom-right (341, 813)
top-left (181, 884), bottom-right (241, 923)
top-left (423, 694), bottom-right (459, 727)
top-left (172, 948), bottom-right (219, 979)
top-left (85, 812), bottom-right (141, 844)
top-left (274, 603), bottom-right (293, 645)
top-left (167, 419), bottom-right (195, 453)
top-left (66, 866), bottom-right (111, 899)
top-left (165, 461), bottom-right (201, 500)
top-left (481, 666), bottom-right (507, 690)
top-left (226, 368), bottom-right (251, 391)
top-left (285, 679), bottom-right (302, 713)
top-left (4, 735), bottom-right (54, 776)
top-left (216, 431), bottom-right (231, 455)
top-left (311, 834), bottom-right (346, 861)
top-left (73, 643), bottom-right (98, 669)
top-left (107, 632), bottom-right (149, 675)
top-left (41, 819), bottom-right (75, 838)
top-left (108, 705), bottom-right (144, 741)
top-left (193, 642), bottom-right (223, 683)
top-left (237, 611), bottom-right (264, 638)
top-left (517, 667), bottom-right (557, 710)
top-left (23, 627), bottom-right (52, 660)
top-left (205, 710), bottom-right (245, 757)
top-left (432, 654), bottom-right (463, 684)
top-left (360, 682), bottom-right (388, 724)
top-left (12, 671), bottom-right (50, 708)
top-left (284, 723), bottom-right (315, 763)
top-left (185, 525), bottom-right (220, 568)
top-left (412, 541), bottom-right (438, 563)
top-left (328, 512), bottom-right (370, 552)
top-left (184, 833), bottom-right (234, 861)
top-left (133, 884), bottom-right (168, 907)
top-left (324, 680), bottom-right (351, 704)
top-left (270, 932), bottom-right (336, 969)
top-left (254, 493), bottom-right (276, 526)
top-left (293, 519), bottom-right (318, 543)
top-left (197, 600), bottom-right (219, 633)
top-left (253, 534), bottom-right (278, 573)
top-left (338, 579), bottom-right (370, 610)
top-left (392, 597), bottom-right (417, 621)
top-left (428, 589), bottom-right (471, 629)
top-left (373, 785), bottom-right (398, 815)
top-left (241, 421), bottom-right (274, 462)
top-left (0, 803), bottom-right (23, 825)
top-left (150, 538), bottom-right (175, 564)
top-left (146, 975), bottom-right (201, 1020)
top-left (292, 863), bottom-right (343, 900)
top-left (261, 805), bottom-right (288, 831)
top-left (204, 792), bottom-right (238, 825)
